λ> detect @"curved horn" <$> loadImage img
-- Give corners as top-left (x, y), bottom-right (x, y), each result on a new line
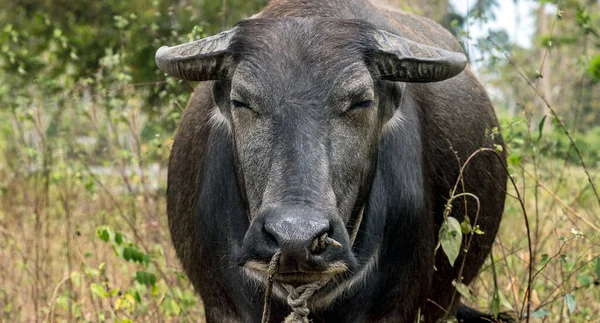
top-left (372, 30), bottom-right (467, 83)
top-left (155, 27), bottom-right (237, 81)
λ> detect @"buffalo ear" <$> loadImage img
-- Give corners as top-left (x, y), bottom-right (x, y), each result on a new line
top-left (371, 30), bottom-right (467, 83)
top-left (155, 28), bottom-right (237, 81)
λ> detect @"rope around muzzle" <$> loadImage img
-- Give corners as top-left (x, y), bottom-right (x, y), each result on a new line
top-left (260, 233), bottom-right (343, 323)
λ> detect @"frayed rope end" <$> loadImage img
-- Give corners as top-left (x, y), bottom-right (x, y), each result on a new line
top-left (283, 312), bottom-right (310, 323)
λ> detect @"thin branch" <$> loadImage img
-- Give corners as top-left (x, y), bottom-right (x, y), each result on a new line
top-left (524, 169), bottom-right (600, 232)
top-left (487, 37), bottom-right (600, 209)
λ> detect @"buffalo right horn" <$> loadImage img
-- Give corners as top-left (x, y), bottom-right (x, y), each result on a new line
top-left (155, 27), bottom-right (237, 81)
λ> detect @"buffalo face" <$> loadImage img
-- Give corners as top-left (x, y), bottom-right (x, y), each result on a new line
top-left (156, 18), bottom-right (466, 286)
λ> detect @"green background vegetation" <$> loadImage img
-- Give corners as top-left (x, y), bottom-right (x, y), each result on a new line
top-left (0, 0), bottom-right (598, 322)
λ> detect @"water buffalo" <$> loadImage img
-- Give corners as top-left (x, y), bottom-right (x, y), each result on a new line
top-left (156, 0), bottom-right (508, 322)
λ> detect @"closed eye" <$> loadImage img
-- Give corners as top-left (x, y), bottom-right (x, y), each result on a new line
top-left (348, 100), bottom-right (373, 111)
top-left (231, 100), bottom-right (250, 109)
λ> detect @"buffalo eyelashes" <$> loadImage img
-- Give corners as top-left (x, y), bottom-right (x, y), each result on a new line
top-left (348, 100), bottom-right (373, 111)
top-left (231, 100), bottom-right (250, 109)
top-left (231, 100), bottom-right (373, 111)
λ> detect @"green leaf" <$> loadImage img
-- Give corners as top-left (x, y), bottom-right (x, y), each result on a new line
top-left (114, 232), bottom-right (123, 245)
top-left (531, 309), bottom-right (550, 318)
top-left (538, 115), bottom-right (547, 140)
top-left (452, 280), bottom-right (474, 303)
top-left (56, 295), bottom-right (69, 310)
top-left (121, 246), bottom-right (151, 265)
top-left (490, 292), bottom-right (500, 317)
top-left (135, 271), bottom-right (146, 285)
top-left (595, 257), bottom-right (600, 279)
top-left (70, 272), bottom-right (82, 288)
top-left (134, 291), bottom-right (142, 304)
top-left (560, 254), bottom-right (568, 267)
top-left (170, 299), bottom-right (181, 315)
top-left (122, 247), bottom-right (132, 261)
top-left (143, 254), bottom-right (151, 266)
top-left (541, 253), bottom-right (549, 263)
top-left (460, 220), bottom-right (472, 234)
top-left (498, 290), bottom-right (514, 311)
top-left (135, 271), bottom-right (157, 287)
top-left (84, 268), bottom-right (99, 278)
top-left (587, 55), bottom-right (600, 81)
top-left (564, 293), bottom-right (576, 314)
top-left (132, 249), bottom-right (143, 263)
top-left (90, 283), bottom-right (109, 298)
top-left (97, 228), bottom-right (110, 242)
top-left (538, 254), bottom-right (551, 270)
top-left (441, 216), bottom-right (463, 266)
top-left (508, 153), bottom-right (522, 166)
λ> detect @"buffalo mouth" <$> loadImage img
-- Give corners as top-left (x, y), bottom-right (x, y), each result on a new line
top-left (238, 206), bottom-right (358, 288)
top-left (244, 260), bottom-right (349, 286)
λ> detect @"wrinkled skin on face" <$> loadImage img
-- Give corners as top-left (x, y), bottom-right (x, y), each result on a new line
top-left (159, 7), bottom-right (510, 320)
top-left (157, 15), bottom-right (469, 290)
top-left (209, 19), bottom-right (408, 279)
top-left (222, 19), bottom-right (395, 224)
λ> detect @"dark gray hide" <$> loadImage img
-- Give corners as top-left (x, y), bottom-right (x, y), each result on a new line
top-left (159, 0), bottom-right (507, 322)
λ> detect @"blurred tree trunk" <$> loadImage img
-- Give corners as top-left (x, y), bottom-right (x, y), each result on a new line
top-left (537, 2), bottom-right (553, 132)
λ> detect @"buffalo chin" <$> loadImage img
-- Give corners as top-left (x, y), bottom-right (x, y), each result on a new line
top-left (244, 260), bottom-right (349, 286)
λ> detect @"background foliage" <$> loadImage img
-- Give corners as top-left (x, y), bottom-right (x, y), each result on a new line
top-left (0, 0), bottom-right (598, 322)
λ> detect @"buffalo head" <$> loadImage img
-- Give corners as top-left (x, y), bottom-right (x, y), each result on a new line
top-left (156, 18), bottom-right (466, 286)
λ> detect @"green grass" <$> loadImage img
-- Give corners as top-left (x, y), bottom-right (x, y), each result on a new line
top-left (1, 0), bottom-right (598, 321)
top-left (1, 14), bottom-right (599, 319)
top-left (1, 91), bottom-right (599, 322)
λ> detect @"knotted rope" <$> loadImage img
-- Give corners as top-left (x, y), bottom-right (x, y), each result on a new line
top-left (260, 233), bottom-right (343, 323)
top-left (261, 250), bottom-right (281, 323)
top-left (260, 208), bottom-right (364, 323)
top-left (281, 281), bottom-right (327, 323)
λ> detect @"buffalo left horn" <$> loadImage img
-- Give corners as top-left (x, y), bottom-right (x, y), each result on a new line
top-left (371, 29), bottom-right (468, 83)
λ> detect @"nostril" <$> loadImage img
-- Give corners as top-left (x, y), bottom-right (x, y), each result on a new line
top-left (310, 229), bottom-right (342, 254)
top-left (262, 227), bottom-right (279, 250)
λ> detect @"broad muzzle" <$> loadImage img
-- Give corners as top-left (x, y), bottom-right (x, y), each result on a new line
top-left (240, 206), bottom-right (355, 284)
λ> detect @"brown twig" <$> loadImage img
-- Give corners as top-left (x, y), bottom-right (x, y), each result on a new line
top-left (487, 37), bottom-right (600, 210)
top-left (523, 169), bottom-right (599, 232)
